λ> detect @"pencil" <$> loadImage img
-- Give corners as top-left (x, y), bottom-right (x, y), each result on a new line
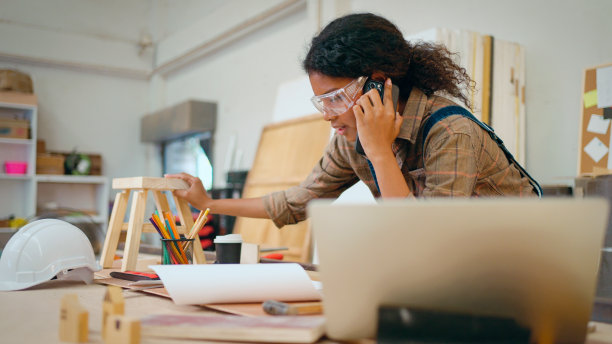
top-left (187, 209), bottom-right (208, 239)
top-left (164, 212), bottom-right (189, 264)
top-left (183, 208), bottom-right (210, 250)
top-left (150, 216), bottom-right (183, 264)
top-left (262, 300), bottom-right (323, 315)
top-left (153, 212), bottom-right (185, 264)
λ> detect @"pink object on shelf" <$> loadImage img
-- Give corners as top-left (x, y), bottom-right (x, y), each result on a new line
top-left (4, 161), bottom-right (28, 174)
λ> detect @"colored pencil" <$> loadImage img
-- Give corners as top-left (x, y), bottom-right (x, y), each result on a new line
top-left (150, 214), bottom-right (184, 264)
top-left (183, 208), bottom-right (210, 250)
top-left (164, 212), bottom-right (189, 264)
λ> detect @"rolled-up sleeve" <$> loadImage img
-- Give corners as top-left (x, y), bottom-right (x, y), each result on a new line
top-left (262, 137), bottom-right (359, 228)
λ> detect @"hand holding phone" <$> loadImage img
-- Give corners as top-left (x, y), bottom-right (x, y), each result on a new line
top-left (354, 78), bottom-right (400, 156)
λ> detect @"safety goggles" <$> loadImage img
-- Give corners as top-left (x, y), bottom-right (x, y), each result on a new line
top-left (310, 76), bottom-right (367, 117)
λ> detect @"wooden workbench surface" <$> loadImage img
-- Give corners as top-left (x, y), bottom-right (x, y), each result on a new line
top-left (0, 280), bottom-right (222, 343)
top-left (1, 278), bottom-right (612, 343)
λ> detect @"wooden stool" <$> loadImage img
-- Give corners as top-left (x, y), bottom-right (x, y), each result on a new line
top-left (100, 177), bottom-right (207, 271)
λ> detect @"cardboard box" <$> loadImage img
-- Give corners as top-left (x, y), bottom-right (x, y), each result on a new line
top-left (0, 70), bottom-right (33, 93)
top-left (36, 154), bottom-right (65, 175)
top-left (37, 139), bottom-right (46, 154)
top-left (0, 118), bottom-right (29, 139)
top-left (0, 91), bottom-right (37, 106)
top-left (47, 151), bottom-right (102, 175)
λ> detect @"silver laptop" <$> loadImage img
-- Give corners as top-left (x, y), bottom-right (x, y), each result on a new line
top-left (309, 198), bottom-right (608, 343)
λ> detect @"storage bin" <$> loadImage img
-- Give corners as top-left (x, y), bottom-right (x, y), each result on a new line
top-left (4, 161), bottom-right (27, 174)
top-left (0, 118), bottom-right (29, 139)
top-left (36, 154), bottom-right (65, 175)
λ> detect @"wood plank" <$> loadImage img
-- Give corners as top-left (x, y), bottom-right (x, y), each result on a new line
top-left (481, 35), bottom-right (493, 125)
top-left (112, 177), bottom-right (188, 190)
top-left (140, 313), bottom-right (325, 343)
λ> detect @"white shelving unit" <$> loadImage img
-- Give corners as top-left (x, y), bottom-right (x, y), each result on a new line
top-left (35, 174), bottom-right (109, 230)
top-left (0, 100), bottom-right (37, 224)
top-left (0, 99), bottom-right (110, 232)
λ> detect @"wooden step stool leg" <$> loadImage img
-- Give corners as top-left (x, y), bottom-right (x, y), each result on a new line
top-left (152, 191), bottom-right (171, 217)
top-left (174, 196), bottom-right (207, 264)
top-left (121, 190), bottom-right (148, 272)
top-left (173, 195), bottom-right (194, 234)
top-left (100, 190), bottom-right (130, 268)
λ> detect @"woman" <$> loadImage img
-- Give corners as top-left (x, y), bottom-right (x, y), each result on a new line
top-left (167, 13), bottom-right (539, 228)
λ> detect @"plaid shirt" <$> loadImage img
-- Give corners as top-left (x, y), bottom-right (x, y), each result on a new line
top-left (263, 87), bottom-right (537, 228)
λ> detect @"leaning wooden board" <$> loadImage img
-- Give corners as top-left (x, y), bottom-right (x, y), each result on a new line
top-left (232, 114), bottom-right (331, 263)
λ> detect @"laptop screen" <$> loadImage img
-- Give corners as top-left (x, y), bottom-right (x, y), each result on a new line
top-left (309, 198), bottom-right (608, 343)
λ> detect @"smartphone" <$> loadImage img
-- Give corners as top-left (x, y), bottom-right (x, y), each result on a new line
top-left (355, 79), bottom-right (400, 156)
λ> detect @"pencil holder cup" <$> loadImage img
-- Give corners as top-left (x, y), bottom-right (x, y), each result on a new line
top-left (161, 237), bottom-right (194, 265)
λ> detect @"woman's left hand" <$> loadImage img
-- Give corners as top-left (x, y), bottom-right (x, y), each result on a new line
top-left (353, 78), bottom-right (403, 159)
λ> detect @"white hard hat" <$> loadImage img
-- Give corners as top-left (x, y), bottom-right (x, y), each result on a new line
top-left (0, 219), bottom-right (101, 291)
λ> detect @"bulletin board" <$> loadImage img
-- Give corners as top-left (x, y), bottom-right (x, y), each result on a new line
top-left (578, 62), bottom-right (612, 175)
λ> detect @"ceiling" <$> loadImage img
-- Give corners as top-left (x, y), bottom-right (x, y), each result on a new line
top-left (0, 0), bottom-right (228, 44)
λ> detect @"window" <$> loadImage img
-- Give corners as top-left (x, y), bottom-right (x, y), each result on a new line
top-left (162, 132), bottom-right (213, 190)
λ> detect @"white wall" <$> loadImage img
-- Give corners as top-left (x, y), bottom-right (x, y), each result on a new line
top-left (0, 62), bottom-right (150, 180)
top-left (351, 0), bottom-right (612, 184)
top-left (160, 4), bottom-right (312, 187)
top-left (157, 0), bottom-right (612, 188)
top-left (2, 0), bottom-right (610, 191)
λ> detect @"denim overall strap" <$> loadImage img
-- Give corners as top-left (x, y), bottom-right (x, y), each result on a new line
top-left (421, 106), bottom-right (543, 197)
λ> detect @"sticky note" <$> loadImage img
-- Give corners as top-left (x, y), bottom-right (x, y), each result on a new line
top-left (584, 137), bottom-right (608, 163)
top-left (584, 90), bottom-right (598, 109)
top-left (587, 114), bottom-right (610, 135)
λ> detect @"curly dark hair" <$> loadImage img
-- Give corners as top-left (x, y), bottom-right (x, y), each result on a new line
top-left (303, 13), bottom-right (474, 108)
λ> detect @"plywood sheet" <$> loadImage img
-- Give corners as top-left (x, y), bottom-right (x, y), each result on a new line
top-left (233, 114), bottom-right (330, 263)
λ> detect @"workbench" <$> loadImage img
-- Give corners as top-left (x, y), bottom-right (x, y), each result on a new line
top-left (1, 272), bottom-right (612, 343)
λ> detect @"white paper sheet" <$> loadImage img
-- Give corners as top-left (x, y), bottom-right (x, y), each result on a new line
top-left (587, 114), bottom-right (611, 135)
top-left (597, 66), bottom-right (612, 108)
top-left (584, 137), bottom-right (608, 163)
top-left (151, 264), bottom-right (321, 305)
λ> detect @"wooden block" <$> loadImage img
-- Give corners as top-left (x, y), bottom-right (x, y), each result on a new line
top-left (59, 294), bottom-right (88, 343)
top-left (112, 177), bottom-right (188, 190)
top-left (102, 286), bottom-right (125, 341)
top-left (141, 314), bottom-right (325, 343)
top-left (240, 243), bottom-right (260, 264)
top-left (104, 315), bottom-right (140, 344)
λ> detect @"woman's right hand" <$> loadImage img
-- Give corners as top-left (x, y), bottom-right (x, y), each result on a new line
top-left (165, 172), bottom-right (211, 210)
